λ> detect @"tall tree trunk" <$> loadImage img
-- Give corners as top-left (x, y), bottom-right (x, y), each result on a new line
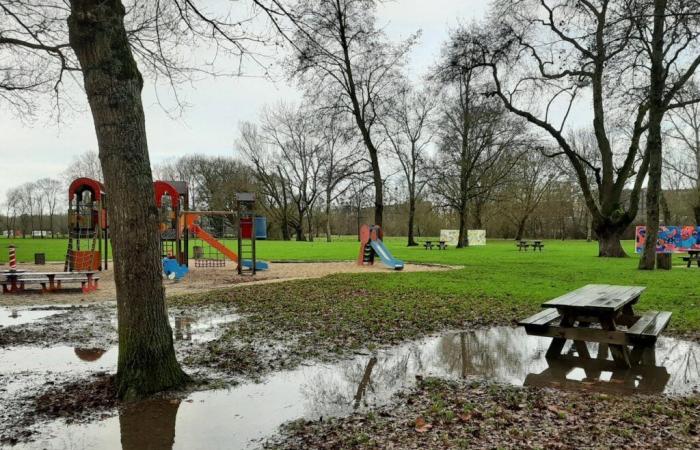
top-left (639, 0), bottom-right (667, 270)
top-left (371, 155), bottom-right (383, 227)
top-left (306, 210), bottom-right (314, 242)
top-left (515, 215), bottom-right (528, 241)
top-left (660, 191), bottom-right (672, 224)
top-left (294, 224), bottom-right (305, 241)
top-left (407, 190), bottom-right (417, 246)
top-left (325, 191), bottom-right (332, 242)
top-left (595, 222), bottom-right (628, 257)
top-left (457, 205), bottom-right (468, 248)
top-left (68, 0), bottom-right (188, 400)
top-left (586, 212), bottom-right (593, 242)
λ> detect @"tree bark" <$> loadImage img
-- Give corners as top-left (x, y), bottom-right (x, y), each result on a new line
top-left (639, 0), bottom-right (667, 271)
top-left (656, 253), bottom-right (672, 270)
top-left (595, 223), bottom-right (628, 257)
top-left (68, 0), bottom-right (188, 400)
top-left (515, 215), bottom-right (528, 241)
top-left (457, 205), bottom-right (468, 248)
top-left (325, 191), bottom-right (333, 242)
top-left (407, 191), bottom-right (417, 246)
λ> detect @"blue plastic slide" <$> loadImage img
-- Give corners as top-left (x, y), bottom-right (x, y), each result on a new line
top-left (369, 240), bottom-right (404, 270)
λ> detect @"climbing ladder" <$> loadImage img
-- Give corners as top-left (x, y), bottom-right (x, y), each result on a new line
top-left (236, 193), bottom-right (256, 276)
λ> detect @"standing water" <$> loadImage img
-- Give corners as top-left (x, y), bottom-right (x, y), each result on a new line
top-left (10, 327), bottom-right (700, 449)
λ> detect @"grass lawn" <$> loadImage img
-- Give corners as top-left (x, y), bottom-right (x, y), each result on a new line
top-left (3, 236), bottom-right (699, 332)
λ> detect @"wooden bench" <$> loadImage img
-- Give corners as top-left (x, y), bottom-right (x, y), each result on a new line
top-left (423, 241), bottom-right (433, 250)
top-left (627, 311), bottom-right (672, 345)
top-left (518, 308), bottom-right (561, 331)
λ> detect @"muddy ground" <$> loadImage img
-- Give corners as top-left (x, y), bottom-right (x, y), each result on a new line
top-left (2, 263), bottom-right (700, 449)
top-left (0, 262), bottom-right (454, 445)
top-left (1, 260), bottom-right (452, 306)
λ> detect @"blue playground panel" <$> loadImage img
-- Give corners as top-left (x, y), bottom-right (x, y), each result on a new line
top-left (162, 258), bottom-right (189, 280)
top-left (242, 259), bottom-right (269, 271)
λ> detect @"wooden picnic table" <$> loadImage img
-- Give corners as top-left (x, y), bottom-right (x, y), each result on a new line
top-left (0, 270), bottom-right (26, 294)
top-left (1, 271), bottom-right (99, 294)
top-left (437, 241), bottom-right (447, 250)
top-left (423, 241), bottom-right (433, 250)
top-left (517, 240), bottom-right (529, 251)
top-left (519, 284), bottom-right (672, 368)
top-left (531, 240), bottom-right (544, 251)
top-left (683, 249), bottom-right (700, 268)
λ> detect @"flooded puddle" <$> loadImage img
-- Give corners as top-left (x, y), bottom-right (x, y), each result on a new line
top-left (11, 327), bottom-right (700, 449)
top-left (0, 306), bottom-right (64, 327)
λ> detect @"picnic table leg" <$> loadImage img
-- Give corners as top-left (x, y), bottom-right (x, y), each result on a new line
top-left (48, 275), bottom-right (56, 292)
top-left (600, 317), bottom-right (631, 368)
top-left (545, 315), bottom-right (575, 359)
top-left (572, 321), bottom-right (591, 359)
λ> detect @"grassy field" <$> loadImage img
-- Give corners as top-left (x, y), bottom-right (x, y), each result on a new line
top-left (3, 236), bottom-right (699, 332)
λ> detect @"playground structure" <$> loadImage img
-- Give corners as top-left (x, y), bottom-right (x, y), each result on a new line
top-left (62, 177), bottom-right (267, 279)
top-left (64, 178), bottom-right (108, 272)
top-left (178, 192), bottom-right (268, 275)
top-left (155, 180), bottom-right (189, 264)
top-left (358, 224), bottom-right (404, 270)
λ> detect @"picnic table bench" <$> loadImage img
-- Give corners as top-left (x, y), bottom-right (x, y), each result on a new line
top-left (682, 250), bottom-right (700, 268)
top-left (1, 271), bottom-right (99, 294)
top-left (423, 241), bottom-right (433, 250)
top-left (518, 284), bottom-right (672, 368)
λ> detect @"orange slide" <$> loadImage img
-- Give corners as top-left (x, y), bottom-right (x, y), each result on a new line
top-left (185, 215), bottom-right (239, 262)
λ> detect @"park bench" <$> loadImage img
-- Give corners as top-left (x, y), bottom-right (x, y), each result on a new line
top-left (531, 240), bottom-right (544, 251)
top-left (517, 240), bottom-right (529, 251)
top-left (1, 271), bottom-right (99, 294)
top-left (423, 241), bottom-right (433, 250)
top-left (437, 241), bottom-right (447, 250)
top-left (519, 284), bottom-right (672, 368)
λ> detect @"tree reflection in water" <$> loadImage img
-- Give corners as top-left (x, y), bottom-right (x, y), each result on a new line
top-left (120, 398), bottom-right (181, 450)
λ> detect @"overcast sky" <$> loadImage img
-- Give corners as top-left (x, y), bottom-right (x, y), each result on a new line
top-left (0, 1), bottom-right (490, 200)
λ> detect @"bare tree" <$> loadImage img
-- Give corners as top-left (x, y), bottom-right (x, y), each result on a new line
top-left (430, 56), bottom-right (525, 248)
top-left (254, 0), bottom-right (415, 227)
top-left (237, 121), bottom-right (295, 240)
top-left (315, 114), bottom-right (364, 242)
top-left (62, 150), bottom-right (103, 183)
top-left (460, 0), bottom-right (700, 260)
top-left (1, 0), bottom-right (276, 399)
top-left (665, 81), bottom-right (700, 223)
top-left (637, 0), bottom-right (700, 269)
top-left (505, 151), bottom-right (559, 240)
top-left (259, 103), bottom-right (325, 241)
top-left (36, 178), bottom-right (63, 238)
top-left (380, 83), bottom-right (435, 246)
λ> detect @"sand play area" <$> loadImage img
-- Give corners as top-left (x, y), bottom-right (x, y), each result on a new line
top-left (1, 260), bottom-right (455, 306)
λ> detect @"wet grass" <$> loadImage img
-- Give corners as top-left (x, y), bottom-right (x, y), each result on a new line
top-left (269, 377), bottom-right (700, 449)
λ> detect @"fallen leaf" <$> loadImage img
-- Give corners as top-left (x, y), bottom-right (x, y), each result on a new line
top-left (415, 417), bottom-right (432, 433)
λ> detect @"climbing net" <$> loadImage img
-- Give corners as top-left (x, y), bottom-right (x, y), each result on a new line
top-left (190, 215), bottom-right (235, 268)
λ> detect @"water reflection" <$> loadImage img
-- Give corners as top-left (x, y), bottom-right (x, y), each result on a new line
top-left (120, 399), bottom-right (181, 450)
top-left (14, 328), bottom-right (700, 449)
top-left (0, 306), bottom-right (62, 327)
top-left (74, 347), bottom-right (108, 362)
